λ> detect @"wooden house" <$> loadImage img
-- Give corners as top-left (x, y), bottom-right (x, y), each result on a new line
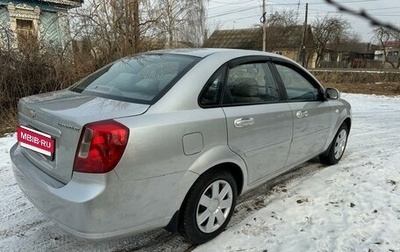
top-left (0, 0), bottom-right (82, 50)
top-left (203, 26), bottom-right (315, 67)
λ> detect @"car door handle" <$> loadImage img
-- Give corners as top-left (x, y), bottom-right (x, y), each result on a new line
top-left (296, 110), bottom-right (308, 119)
top-left (234, 117), bottom-right (254, 128)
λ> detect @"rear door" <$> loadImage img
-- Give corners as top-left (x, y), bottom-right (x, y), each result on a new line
top-left (220, 58), bottom-right (293, 184)
top-left (272, 61), bottom-right (332, 167)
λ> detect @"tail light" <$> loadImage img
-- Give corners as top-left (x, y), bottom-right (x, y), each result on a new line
top-left (73, 120), bottom-right (129, 173)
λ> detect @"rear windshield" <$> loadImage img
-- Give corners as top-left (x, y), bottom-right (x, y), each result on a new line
top-left (71, 54), bottom-right (200, 104)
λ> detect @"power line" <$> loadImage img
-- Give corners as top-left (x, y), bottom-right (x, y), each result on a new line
top-left (371, 14), bottom-right (400, 17)
top-left (324, 0), bottom-right (399, 32)
top-left (208, 0), bottom-right (257, 10)
top-left (209, 0), bottom-right (256, 5)
top-left (307, 0), bottom-right (377, 4)
top-left (223, 14), bottom-right (260, 23)
top-left (365, 6), bottom-right (400, 11)
top-left (208, 6), bottom-right (259, 19)
top-left (207, 0), bottom-right (399, 36)
top-left (267, 0), bottom-right (376, 7)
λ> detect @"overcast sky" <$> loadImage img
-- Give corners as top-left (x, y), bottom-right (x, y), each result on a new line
top-left (206, 0), bottom-right (400, 43)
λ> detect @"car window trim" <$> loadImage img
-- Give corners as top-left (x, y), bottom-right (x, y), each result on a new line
top-left (228, 56), bottom-right (271, 68)
top-left (221, 56), bottom-right (286, 107)
top-left (270, 58), bottom-right (326, 102)
top-left (198, 64), bottom-right (228, 108)
top-left (265, 61), bottom-right (287, 101)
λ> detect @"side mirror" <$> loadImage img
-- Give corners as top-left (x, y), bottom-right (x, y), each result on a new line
top-left (325, 88), bottom-right (340, 100)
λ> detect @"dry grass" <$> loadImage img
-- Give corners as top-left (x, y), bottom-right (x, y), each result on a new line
top-left (0, 45), bottom-right (95, 136)
top-left (311, 69), bottom-right (400, 96)
top-left (311, 70), bottom-right (400, 84)
top-left (326, 82), bottom-right (400, 96)
top-left (0, 108), bottom-right (17, 136)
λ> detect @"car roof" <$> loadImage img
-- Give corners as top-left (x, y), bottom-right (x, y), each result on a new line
top-left (143, 48), bottom-right (282, 59)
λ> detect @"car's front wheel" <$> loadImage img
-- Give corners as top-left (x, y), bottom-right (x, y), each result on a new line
top-left (180, 170), bottom-right (237, 244)
top-left (320, 123), bottom-right (349, 165)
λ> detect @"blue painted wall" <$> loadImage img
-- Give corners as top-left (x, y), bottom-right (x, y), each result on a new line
top-left (0, 0), bottom-right (80, 49)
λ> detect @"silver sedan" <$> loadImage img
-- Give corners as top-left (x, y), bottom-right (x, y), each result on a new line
top-left (10, 49), bottom-right (351, 244)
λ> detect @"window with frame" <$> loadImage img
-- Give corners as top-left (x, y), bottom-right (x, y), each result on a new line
top-left (223, 62), bottom-right (280, 105)
top-left (16, 19), bottom-right (37, 50)
top-left (275, 64), bottom-right (319, 101)
top-left (72, 54), bottom-right (200, 104)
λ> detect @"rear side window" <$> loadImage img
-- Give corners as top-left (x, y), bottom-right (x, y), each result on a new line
top-left (199, 66), bottom-right (225, 106)
top-left (223, 62), bottom-right (280, 105)
top-left (71, 54), bottom-right (200, 104)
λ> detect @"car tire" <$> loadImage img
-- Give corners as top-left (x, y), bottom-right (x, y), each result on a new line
top-left (180, 170), bottom-right (237, 244)
top-left (320, 123), bottom-right (349, 165)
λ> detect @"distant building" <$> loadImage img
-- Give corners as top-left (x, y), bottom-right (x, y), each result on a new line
top-left (0, 0), bottom-right (82, 50)
top-left (203, 26), bottom-right (315, 68)
top-left (374, 41), bottom-right (400, 67)
top-left (321, 42), bottom-right (379, 68)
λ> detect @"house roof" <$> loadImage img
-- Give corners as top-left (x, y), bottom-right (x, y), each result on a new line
top-left (39, 0), bottom-right (83, 7)
top-left (203, 26), bottom-right (313, 51)
top-left (0, 0), bottom-right (83, 8)
top-left (326, 42), bottom-right (379, 54)
top-left (203, 28), bottom-right (263, 50)
top-left (383, 40), bottom-right (400, 48)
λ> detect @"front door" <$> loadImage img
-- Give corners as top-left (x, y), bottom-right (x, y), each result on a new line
top-left (221, 60), bottom-right (293, 184)
top-left (273, 63), bottom-right (332, 167)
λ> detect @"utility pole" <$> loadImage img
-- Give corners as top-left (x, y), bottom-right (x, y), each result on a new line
top-left (300, 3), bottom-right (309, 67)
top-left (262, 0), bottom-right (267, 51)
top-left (133, 0), bottom-right (140, 53)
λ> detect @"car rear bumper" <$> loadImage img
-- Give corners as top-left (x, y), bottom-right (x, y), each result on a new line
top-left (10, 143), bottom-right (178, 240)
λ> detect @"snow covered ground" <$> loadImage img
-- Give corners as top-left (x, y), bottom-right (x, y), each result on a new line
top-left (1, 93), bottom-right (399, 252)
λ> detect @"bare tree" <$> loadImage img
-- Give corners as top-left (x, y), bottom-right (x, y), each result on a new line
top-left (265, 9), bottom-right (301, 51)
top-left (312, 15), bottom-right (350, 67)
top-left (151, 0), bottom-right (207, 48)
top-left (373, 26), bottom-right (400, 68)
top-left (268, 9), bottom-right (299, 28)
top-left (181, 0), bottom-right (207, 46)
top-left (263, 9), bottom-right (316, 66)
top-left (70, 0), bottom-right (145, 64)
top-left (70, 0), bottom-right (207, 66)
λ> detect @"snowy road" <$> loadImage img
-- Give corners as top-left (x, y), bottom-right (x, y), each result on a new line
top-left (1, 93), bottom-right (399, 252)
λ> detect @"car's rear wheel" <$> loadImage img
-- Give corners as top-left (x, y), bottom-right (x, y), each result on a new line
top-left (180, 170), bottom-right (237, 244)
top-left (320, 123), bottom-right (349, 165)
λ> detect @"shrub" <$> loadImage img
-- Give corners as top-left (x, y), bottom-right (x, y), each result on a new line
top-left (0, 46), bottom-right (94, 134)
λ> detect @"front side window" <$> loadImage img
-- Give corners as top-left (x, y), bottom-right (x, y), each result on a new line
top-left (275, 64), bottom-right (319, 101)
top-left (223, 62), bottom-right (280, 105)
top-left (71, 54), bottom-right (200, 104)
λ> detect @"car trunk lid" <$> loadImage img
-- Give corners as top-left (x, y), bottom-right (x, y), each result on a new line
top-left (17, 90), bottom-right (149, 184)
